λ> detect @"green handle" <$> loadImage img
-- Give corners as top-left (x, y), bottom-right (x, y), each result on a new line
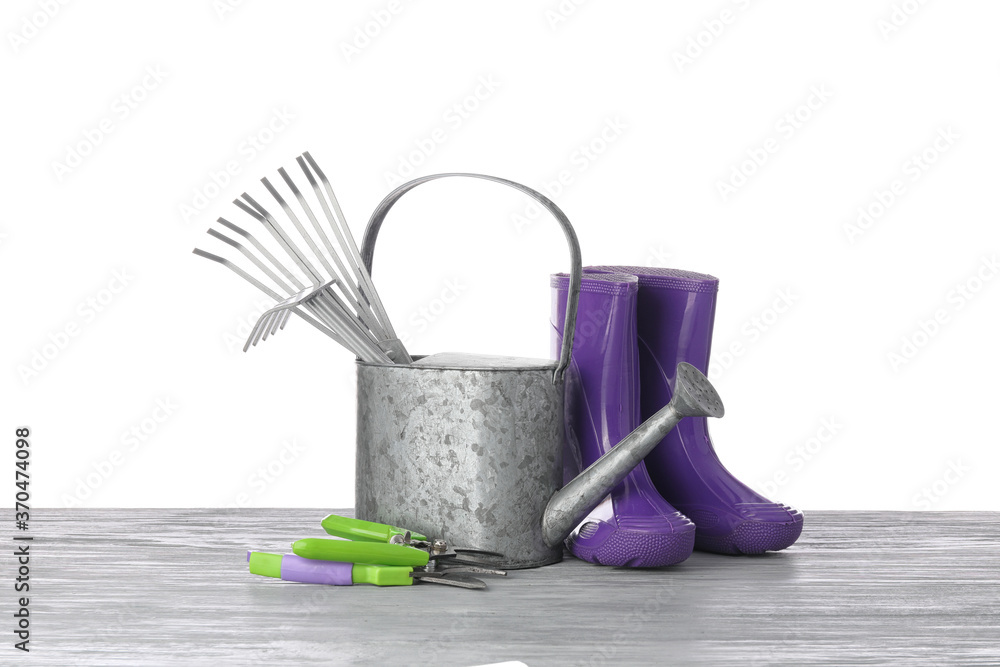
top-left (292, 538), bottom-right (430, 567)
top-left (353, 564), bottom-right (414, 586)
top-left (321, 514), bottom-right (428, 543)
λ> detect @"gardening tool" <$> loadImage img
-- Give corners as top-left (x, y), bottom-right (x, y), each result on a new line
top-left (191, 248), bottom-right (350, 347)
top-left (192, 152), bottom-right (411, 364)
top-left (354, 173), bottom-right (726, 569)
top-left (247, 551), bottom-right (490, 589)
top-left (240, 277), bottom-right (384, 358)
top-left (319, 513), bottom-right (506, 574)
top-left (588, 265), bottom-right (803, 555)
top-left (290, 537), bottom-right (504, 589)
top-left (319, 514), bottom-right (429, 544)
top-left (195, 226), bottom-right (390, 363)
top-left (551, 271), bottom-right (696, 568)
top-left (243, 278), bottom-right (333, 350)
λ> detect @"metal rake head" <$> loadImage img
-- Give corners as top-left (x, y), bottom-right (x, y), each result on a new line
top-left (193, 151), bottom-right (411, 364)
top-left (243, 279), bottom-right (337, 352)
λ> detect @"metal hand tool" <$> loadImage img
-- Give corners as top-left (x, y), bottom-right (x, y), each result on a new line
top-left (191, 248), bottom-right (349, 348)
top-left (193, 152), bottom-right (412, 363)
top-left (320, 514), bottom-right (506, 574)
top-left (247, 551), bottom-right (488, 589)
top-left (290, 538), bottom-right (503, 589)
top-left (243, 279), bottom-right (335, 351)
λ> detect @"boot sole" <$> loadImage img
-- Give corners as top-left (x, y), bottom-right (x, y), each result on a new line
top-left (570, 525), bottom-right (696, 567)
top-left (693, 514), bottom-right (804, 555)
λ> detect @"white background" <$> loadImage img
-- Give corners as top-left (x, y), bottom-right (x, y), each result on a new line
top-left (3, 1), bottom-right (997, 510)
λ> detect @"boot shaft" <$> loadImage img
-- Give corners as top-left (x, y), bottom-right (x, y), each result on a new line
top-left (550, 272), bottom-right (640, 465)
top-left (587, 266), bottom-right (720, 378)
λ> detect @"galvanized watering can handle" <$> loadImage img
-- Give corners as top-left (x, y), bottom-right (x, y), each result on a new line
top-left (360, 173), bottom-right (582, 381)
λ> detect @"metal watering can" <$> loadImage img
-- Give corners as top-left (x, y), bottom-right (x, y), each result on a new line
top-left (355, 174), bottom-right (724, 569)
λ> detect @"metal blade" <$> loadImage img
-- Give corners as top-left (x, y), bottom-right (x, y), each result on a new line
top-left (410, 572), bottom-right (487, 590)
top-left (437, 565), bottom-right (507, 577)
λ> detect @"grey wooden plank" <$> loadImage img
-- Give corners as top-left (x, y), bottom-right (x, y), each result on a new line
top-left (16, 510), bottom-right (1000, 666)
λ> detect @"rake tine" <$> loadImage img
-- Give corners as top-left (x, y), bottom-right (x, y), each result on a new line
top-left (236, 278), bottom-right (390, 362)
top-left (235, 194), bottom-right (370, 346)
top-left (215, 217), bottom-right (304, 290)
top-left (272, 169), bottom-right (387, 342)
top-left (284, 162), bottom-right (388, 340)
top-left (299, 155), bottom-right (409, 363)
top-left (219, 206), bottom-right (361, 337)
top-left (325, 254), bottom-right (389, 341)
top-left (302, 152), bottom-right (401, 342)
top-left (277, 166), bottom-right (343, 268)
top-left (206, 226), bottom-right (348, 337)
top-left (235, 196), bottom-right (321, 284)
top-left (261, 176), bottom-right (338, 278)
top-left (206, 228), bottom-right (297, 294)
top-left (318, 303), bottom-right (389, 362)
top-left (318, 284), bottom-right (381, 347)
top-left (267, 309), bottom-right (284, 338)
top-left (192, 249), bottom-right (352, 352)
top-left (248, 312), bottom-right (274, 350)
top-left (310, 288), bottom-right (391, 362)
top-left (259, 312), bottom-right (278, 344)
top-left (278, 308), bottom-right (292, 331)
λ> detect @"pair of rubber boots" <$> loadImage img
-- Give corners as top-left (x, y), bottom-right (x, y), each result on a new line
top-left (551, 266), bottom-right (803, 567)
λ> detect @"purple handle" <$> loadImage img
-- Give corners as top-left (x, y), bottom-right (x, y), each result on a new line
top-left (281, 555), bottom-right (354, 585)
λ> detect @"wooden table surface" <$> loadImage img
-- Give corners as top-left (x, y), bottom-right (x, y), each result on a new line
top-left (18, 509), bottom-right (1000, 666)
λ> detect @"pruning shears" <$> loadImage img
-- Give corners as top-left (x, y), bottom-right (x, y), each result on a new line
top-left (247, 514), bottom-right (507, 590)
top-left (318, 514), bottom-right (506, 571)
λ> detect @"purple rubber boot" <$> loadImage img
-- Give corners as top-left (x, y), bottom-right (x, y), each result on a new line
top-left (551, 272), bottom-right (696, 567)
top-left (588, 266), bottom-right (804, 555)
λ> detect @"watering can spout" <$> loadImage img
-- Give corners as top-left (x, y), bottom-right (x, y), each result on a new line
top-left (541, 362), bottom-right (725, 549)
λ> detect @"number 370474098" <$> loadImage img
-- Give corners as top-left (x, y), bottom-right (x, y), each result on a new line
top-left (15, 427), bottom-right (30, 523)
